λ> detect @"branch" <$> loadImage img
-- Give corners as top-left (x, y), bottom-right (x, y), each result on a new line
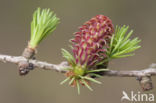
top-left (0, 54), bottom-right (68, 73)
top-left (0, 54), bottom-right (156, 76)
top-left (104, 67), bottom-right (156, 77)
top-left (0, 54), bottom-right (156, 91)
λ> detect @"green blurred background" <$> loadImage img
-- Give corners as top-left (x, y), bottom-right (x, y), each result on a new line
top-left (0, 0), bottom-right (155, 103)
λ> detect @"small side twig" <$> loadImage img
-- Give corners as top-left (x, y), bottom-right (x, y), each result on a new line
top-left (18, 44), bottom-right (36, 75)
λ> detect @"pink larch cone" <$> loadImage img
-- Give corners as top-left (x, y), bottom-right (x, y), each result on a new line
top-left (71, 15), bottom-right (114, 68)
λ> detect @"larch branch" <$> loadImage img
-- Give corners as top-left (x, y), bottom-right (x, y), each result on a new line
top-left (0, 54), bottom-right (156, 77)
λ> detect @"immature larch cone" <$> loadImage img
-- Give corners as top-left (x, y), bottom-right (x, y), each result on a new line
top-left (71, 15), bottom-right (114, 68)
